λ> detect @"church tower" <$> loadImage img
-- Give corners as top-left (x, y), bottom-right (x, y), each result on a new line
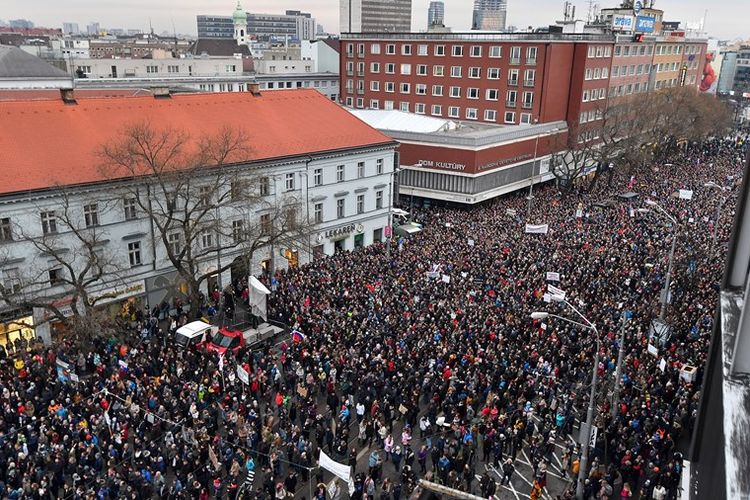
top-left (233, 1), bottom-right (248, 45)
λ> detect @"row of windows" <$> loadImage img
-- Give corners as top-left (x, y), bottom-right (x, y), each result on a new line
top-left (582, 88), bottom-right (607, 102)
top-left (587, 45), bottom-right (613, 58)
top-left (614, 44), bottom-right (652, 58)
top-left (352, 62), bottom-right (536, 82)
top-left (313, 190), bottom-right (385, 223)
top-left (609, 81), bottom-right (651, 97)
top-left (584, 66), bottom-right (610, 80)
top-left (365, 82), bottom-right (533, 104)
top-left (579, 108), bottom-right (603, 124)
top-left (347, 43), bottom-right (537, 64)
top-left (262, 80), bottom-right (336, 89)
top-left (612, 63), bottom-right (651, 78)
top-left (347, 97), bottom-right (533, 123)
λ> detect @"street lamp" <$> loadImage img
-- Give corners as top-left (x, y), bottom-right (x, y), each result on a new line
top-left (704, 181), bottom-right (730, 251)
top-left (641, 200), bottom-right (677, 321)
top-left (531, 298), bottom-right (598, 500)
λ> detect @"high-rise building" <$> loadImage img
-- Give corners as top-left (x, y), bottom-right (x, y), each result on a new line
top-left (86, 22), bottom-right (100, 36)
top-left (427, 1), bottom-right (445, 26)
top-left (340, 0), bottom-right (412, 33)
top-left (471, 0), bottom-right (507, 31)
top-left (197, 7), bottom-right (317, 41)
top-left (9, 19), bottom-right (34, 29)
top-left (62, 22), bottom-right (80, 35)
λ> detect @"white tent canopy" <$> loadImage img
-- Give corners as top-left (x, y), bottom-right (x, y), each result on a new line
top-left (248, 276), bottom-right (271, 321)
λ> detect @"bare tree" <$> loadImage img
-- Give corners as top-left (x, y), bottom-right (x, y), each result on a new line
top-left (100, 121), bottom-right (310, 317)
top-left (0, 189), bottom-right (126, 341)
top-left (549, 124), bottom-right (599, 194)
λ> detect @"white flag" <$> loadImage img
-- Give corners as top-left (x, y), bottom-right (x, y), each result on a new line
top-left (218, 354), bottom-right (224, 372)
top-left (525, 223), bottom-right (549, 234)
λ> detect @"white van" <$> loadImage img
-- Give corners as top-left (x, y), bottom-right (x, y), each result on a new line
top-left (175, 320), bottom-right (217, 349)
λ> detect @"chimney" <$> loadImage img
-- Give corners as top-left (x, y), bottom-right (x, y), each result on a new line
top-left (152, 87), bottom-right (171, 99)
top-left (249, 82), bottom-right (261, 96)
top-left (60, 88), bottom-right (77, 105)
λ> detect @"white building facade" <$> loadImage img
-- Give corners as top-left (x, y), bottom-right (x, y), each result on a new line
top-left (0, 90), bottom-right (396, 347)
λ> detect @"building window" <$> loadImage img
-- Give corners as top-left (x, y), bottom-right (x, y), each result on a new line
top-left (259, 213), bottom-right (272, 235)
top-left (0, 217), bottom-right (11, 242)
top-left (128, 241), bottom-right (142, 267)
top-left (146, 65), bottom-right (158, 73)
top-left (484, 110), bottom-right (497, 122)
top-left (432, 85), bottom-right (444, 96)
top-left (582, 90), bottom-right (590, 102)
top-left (48, 268), bottom-right (62, 286)
top-left (488, 68), bottom-right (500, 79)
top-left (417, 64), bottom-right (428, 76)
top-left (417, 44), bottom-right (428, 56)
top-left (470, 45), bottom-right (482, 57)
top-left (314, 168), bottom-right (323, 186)
top-left (230, 180), bottom-right (246, 202)
top-left (358, 161), bottom-right (365, 178)
top-left (466, 108), bottom-right (478, 120)
top-left (450, 66), bottom-right (462, 78)
top-left (486, 89), bottom-right (499, 101)
top-left (452, 45), bottom-right (464, 57)
top-left (506, 90), bottom-right (517, 106)
top-left (83, 203), bottom-right (99, 227)
top-left (285, 173), bottom-right (295, 191)
top-left (385, 82), bottom-right (395, 93)
top-left (416, 84), bottom-right (427, 95)
top-left (401, 44), bottom-right (412, 55)
top-left (431, 104), bottom-right (443, 116)
top-left (489, 46), bottom-right (502, 58)
top-left (337, 165), bottom-right (345, 182)
top-left (168, 65), bottom-right (179, 73)
top-left (522, 91), bottom-right (534, 109)
top-left (370, 62), bottom-right (380, 73)
top-left (415, 103), bottom-right (426, 114)
top-left (376, 190), bottom-right (384, 209)
top-left (467, 88), bottom-right (479, 99)
top-left (524, 69), bottom-right (536, 86)
top-left (376, 158), bottom-right (384, 175)
top-left (400, 83), bottom-right (410, 94)
top-left (510, 46), bottom-right (521, 64)
top-left (468, 67), bottom-right (480, 78)
top-left (504, 111), bottom-right (515, 123)
top-left (336, 199), bottom-right (345, 218)
top-left (435, 45), bottom-right (445, 56)
top-left (371, 43), bottom-right (381, 54)
top-left (433, 65), bottom-right (444, 77)
top-left (356, 194), bottom-right (365, 214)
top-left (400, 102), bottom-right (409, 112)
top-left (450, 86), bottom-right (461, 98)
top-left (260, 177), bottom-right (270, 196)
top-left (386, 44), bottom-right (396, 55)
top-left (508, 69), bottom-right (519, 86)
top-left (123, 198), bottom-right (137, 220)
top-left (167, 232), bottom-right (182, 255)
top-left (585, 68), bottom-right (593, 80)
top-left (526, 46), bottom-right (538, 64)
top-left (386, 63), bottom-right (395, 74)
top-left (448, 106), bottom-right (460, 118)
top-left (520, 113), bottom-right (532, 124)
top-left (1, 268), bottom-right (20, 294)
top-left (232, 220), bottom-right (244, 243)
top-left (314, 203), bottom-right (323, 223)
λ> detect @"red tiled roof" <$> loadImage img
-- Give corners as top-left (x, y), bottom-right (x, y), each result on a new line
top-left (0, 89), bottom-right (394, 195)
top-left (0, 88), bottom-right (153, 101)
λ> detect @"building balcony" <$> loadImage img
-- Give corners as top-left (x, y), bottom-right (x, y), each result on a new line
top-left (522, 102), bottom-right (533, 109)
top-left (524, 80), bottom-right (535, 87)
top-left (510, 58), bottom-right (521, 65)
top-left (526, 58), bottom-right (537, 65)
top-left (506, 100), bottom-right (517, 108)
top-left (507, 79), bottom-right (518, 86)
top-left (357, 89), bottom-right (365, 95)
top-left (346, 70), bottom-right (354, 76)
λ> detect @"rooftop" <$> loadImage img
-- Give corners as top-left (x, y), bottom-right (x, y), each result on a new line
top-left (340, 31), bottom-right (615, 42)
top-left (0, 89), bottom-right (393, 196)
top-left (349, 109), bottom-right (567, 148)
top-left (0, 45), bottom-right (70, 79)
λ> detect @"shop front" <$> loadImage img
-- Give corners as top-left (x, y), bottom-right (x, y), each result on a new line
top-left (146, 271), bottom-right (191, 318)
top-left (0, 310), bottom-right (35, 353)
top-left (89, 280), bottom-right (147, 322)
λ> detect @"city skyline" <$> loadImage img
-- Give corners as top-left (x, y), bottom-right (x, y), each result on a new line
top-left (2, 0), bottom-right (748, 39)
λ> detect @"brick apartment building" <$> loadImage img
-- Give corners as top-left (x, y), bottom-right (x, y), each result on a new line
top-left (340, 33), bottom-right (615, 127)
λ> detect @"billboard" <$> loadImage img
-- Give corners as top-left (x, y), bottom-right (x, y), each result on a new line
top-left (635, 15), bottom-right (656, 33)
top-left (612, 14), bottom-right (635, 31)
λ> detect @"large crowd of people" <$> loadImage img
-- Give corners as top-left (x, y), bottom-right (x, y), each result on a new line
top-left (0, 135), bottom-right (746, 500)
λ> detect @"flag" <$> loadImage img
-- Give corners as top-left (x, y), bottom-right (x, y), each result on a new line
top-left (218, 354), bottom-right (224, 372)
top-left (292, 330), bottom-right (306, 344)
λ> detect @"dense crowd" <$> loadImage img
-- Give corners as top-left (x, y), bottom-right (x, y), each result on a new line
top-left (0, 135), bottom-right (746, 500)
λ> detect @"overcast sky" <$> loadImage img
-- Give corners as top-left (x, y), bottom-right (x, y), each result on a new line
top-left (2, 0), bottom-right (747, 40)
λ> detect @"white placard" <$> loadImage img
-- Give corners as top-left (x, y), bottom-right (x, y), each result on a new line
top-left (525, 223), bottom-right (549, 234)
top-left (237, 365), bottom-right (249, 385)
top-left (468, 239), bottom-right (475, 247)
top-left (546, 272), bottom-right (560, 282)
top-left (441, 274), bottom-right (451, 284)
top-left (658, 358), bottom-right (667, 372)
top-left (70, 373), bottom-right (80, 383)
top-left (547, 284), bottom-right (566, 299)
top-left (543, 293), bottom-right (552, 303)
top-left (678, 189), bottom-right (693, 200)
top-left (647, 344), bottom-right (658, 357)
top-left (319, 450), bottom-right (352, 483)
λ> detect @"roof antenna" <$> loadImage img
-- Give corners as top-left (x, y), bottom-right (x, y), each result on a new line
top-left (149, 18), bottom-right (154, 37)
